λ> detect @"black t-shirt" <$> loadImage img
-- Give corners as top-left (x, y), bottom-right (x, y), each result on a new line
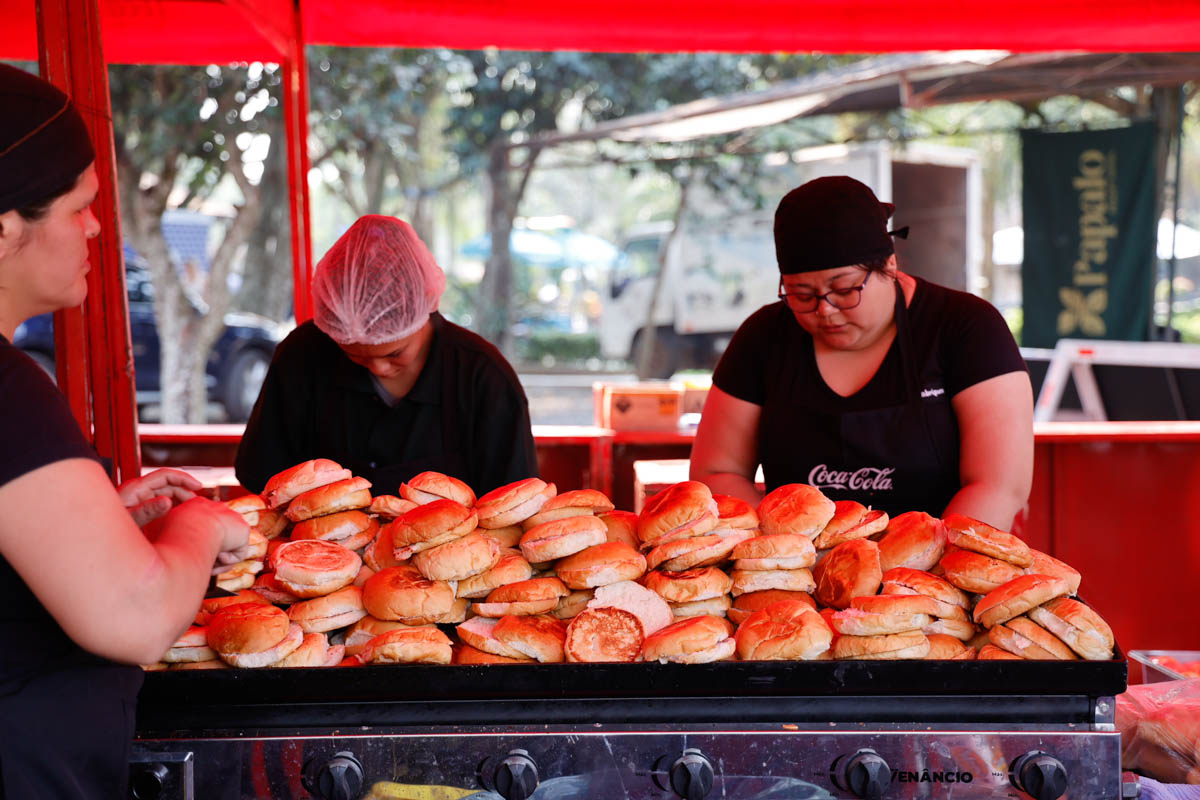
top-left (712, 278), bottom-right (1026, 512)
top-left (715, 277), bottom-right (1026, 411)
top-left (235, 313), bottom-right (539, 497)
top-left (0, 335), bottom-right (143, 799)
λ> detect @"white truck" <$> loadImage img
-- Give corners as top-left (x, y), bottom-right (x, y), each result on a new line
top-left (599, 140), bottom-right (982, 376)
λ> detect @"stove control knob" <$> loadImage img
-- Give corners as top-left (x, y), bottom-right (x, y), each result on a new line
top-left (1010, 751), bottom-right (1068, 800)
top-left (669, 748), bottom-right (715, 800)
top-left (494, 749), bottom-right (539, 800)
top-left (129, 763), bottom-right (169, 800)
top-left (843, 750), bottom-right (891, 800)
top-left (303, 751), bottom-right (365, 800)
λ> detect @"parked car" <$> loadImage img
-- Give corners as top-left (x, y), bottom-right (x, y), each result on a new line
top-left (13, 246), bottom-right (285, 422)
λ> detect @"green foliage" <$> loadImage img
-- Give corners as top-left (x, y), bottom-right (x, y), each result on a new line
top-left (513, 331), bottom-right (601, 366)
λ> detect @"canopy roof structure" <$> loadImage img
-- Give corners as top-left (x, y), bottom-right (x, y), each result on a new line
top-left (4, 0), bottom-right (1200, 63)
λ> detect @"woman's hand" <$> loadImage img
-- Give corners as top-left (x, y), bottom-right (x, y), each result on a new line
top-left (119, 468), bottom-right (203, 527)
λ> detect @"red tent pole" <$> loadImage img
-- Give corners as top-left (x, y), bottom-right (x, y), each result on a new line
top-left (284, 5), bottom-right (314, 323)
top-left (37, 0), bottom-right (142, 485)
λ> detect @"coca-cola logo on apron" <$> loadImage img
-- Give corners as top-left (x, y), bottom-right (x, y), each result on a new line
top-left (807, 464), bottom-right (896, 492)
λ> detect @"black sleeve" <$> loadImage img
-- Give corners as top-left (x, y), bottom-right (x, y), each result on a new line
top-left (234, 327), bottom-right (317, 494)
top-left (711, 305), bottom-right (775, 406)
top-left (940, 291), bottom-right (1028, 398)
top-left (0, 345), bottom-right (98, 488)
top-left (463, 352), bottom-right (539, 496)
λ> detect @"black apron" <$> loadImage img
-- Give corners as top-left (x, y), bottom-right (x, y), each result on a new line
top-left (339, 345), bottom-right (469, 495)
top-left (758, 280), bottom-right (961, 517)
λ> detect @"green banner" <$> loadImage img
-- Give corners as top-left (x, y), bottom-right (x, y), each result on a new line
top-left (1021, 123), bottom-right (1157, 347)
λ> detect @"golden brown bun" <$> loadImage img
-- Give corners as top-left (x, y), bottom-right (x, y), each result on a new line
top-left (636, 481), bottom-right (718, 547)
top-left (366, 626), bottom-right (453, 664)
top-left (368, 495), bottom-right (419, 520)
top-left (973, 574), bottom-right (1070, 628)
top-left (292, 510), bottom-right (379, 552)
top-left (551, 589), bottom-right (594, 620)
top-left (453, 643), bottom-right (534, 664)
top-left (162, 626), bottom-right (217, 664)
top-left (475, 478), bottom-right (556, 528)
top-left (814, 501), bottom-right (889, 549)
top-left (926, 633), bottom-right (971, 659)
top-left (713, 494), bottom-right (758, 530)
top-left (643, 615), bottom-right (735, 664)
top-left (473, 577), bottom-right (569, 617)
top-left (995, 616), bottom-right (1077, 660)
top-left (1027, 597), bottom-right (1114, 660)
top-left (729, 590), bottom-right (815, 626)
top-left (388, 499), bottom-right (478, 558)
top-left (248, 574), bottom-right (300, 607)
top-left (522, 489), bottom-right (615, 529)
top-left (456, 616), bottom-right (529, 659)
top-left (362, 565), bottom-right (457, 624)
top-left (877, 512), bottom-right (946, 572)
top-left (226, 494), bottom-right (266, 525)
top-left (814, 539), bottom-right (882, 609)
top-left (484, 524), bottom-right (524, 549)
top-left (832, 631), bottom-right (931, 660)
top-left (879, 567), bottom-right (970, 612)
top-left (644, 567), bottom-right (733, 603)
top-left (198, 589), bottom-right (272, 625)
top-left (645, 529), bottom-right (755, 572)
top-left (285, 476), bottom-right (373, 522)
top-left (922, 617), bottom-right (976, 641)
top-left (262, 459), bottom-right (352, 509)
top-left (1024, 550), bottom-right (1081, 596)
top-left (670, 595), bottom-right (732, 619)
top-left (253, 508), bottom-right (289, 540)
top-left (494, 614), bottom-right (568, 663)
top-left (519, 516), bottom-right (608, 563)
top-left (168, 659), bottom-right (229, 671)
top-left (438, 596), bottom-right (470, 624)
top-left (412, 530), bottom-right (501, 581)
top-left (938, 548), bottom-right (1024, 594)
top-left (730, 568), bottom-right (815, 596)
top-left (214, 563), bottom-right (261, 592)
top-left (343, 616), bottom-right (418, 657)
top-left (588, 580), bottom-right (674, 636)
top-left (456, 550), bottom-right (534, 599)
top-left (399, 471), bottom-right (477, 507)
top-left (564, 606), bottom-right (644, 663)
top-left (598, 510), bottom-right (640, 549)
top-left (286, 585), bottom-right (367, 633)
top-left (978, 643), bottom-right (1023, 660)
top-left (851, 593), bottom-right (940, 616)
top-left (363, 522), bottom-right (406, 572)
top-left (731, 533), bottom-right (816, 570)
top-left (556, 541), bottom-right (647, 590)
top-left (830, 604), bottom-right (932, 636)
top-left (276, 632), bottom-right (342, 668)
top-left (208, 603), bottom-right (294, 660)
top-left (756, 484), bottom-right (835, 538)
top-left (943, 513), bottom-right (1033, 567)
top-left (735, 600), bottom-right (832, 661)
top-left (272, 539), bottom-right (362, 598)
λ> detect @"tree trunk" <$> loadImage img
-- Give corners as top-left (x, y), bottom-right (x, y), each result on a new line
top-left (479, 142), bottom-right (539, 354)
top-left (635, 171), bottom-right (693, 380)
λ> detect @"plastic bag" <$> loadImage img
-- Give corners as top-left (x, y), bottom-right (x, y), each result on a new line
top-left (1117, 678), bottom-right (1200, 784)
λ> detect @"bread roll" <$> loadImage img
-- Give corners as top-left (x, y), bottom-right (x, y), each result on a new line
top-left (645, 529), bottom-right (755, 571)
top-left (362, 565), bottom-right (457, 624)
top-left (644, 567), bottom-right (733, 603)
top-left (399, 471), bottom-right (476, 507)
top-left (287, 585), bottom-right (368, 633)
top-left (636, 481), bottom-right (718, 547)
top-left (522, 489), bottom-right (614, 529)
top-left (713, 494), bottom-right (759, 530)
top-left (413, 530), bottom-right (501, 581)
top-left (555, 541), bottom-right (647, 589)
top-left (877, 511), bottom-right (946, 572)
top-left (273, 539), bottom-right (362, 598)
top-left (1027, 597), bottom-right (1114, 660)
top-left (366, 627), bottom-right (452, 664)
top-left (520, 515), bottom-right (608, 563)
top-left (735, 600), bottom-right (832, 661)
top-left (262, 459), bottom-right (352, 510)
top-left (814, 539), bottom-right (882, 609)
top-left (973, 574), bottom-right (1070, 628)
top-left (494, 614), bottom-right (568, 663)
top-left (757, 484), bottom-right (835, 538)
top-left (475, 478), bottom-right (556, 529)
top-left (832, 631), bottom-right (930, 661)
top-left (813, 501), bottom-right (888, 550)
top-left (943, 513), bottom-right (1033, 567)
top-left (939, 548), bottom-right (1024, 594)
top-left (286, 476), bottom-right (373, 522)
top-left (643, 615), bottom-right (735, 664)
top-left (564, 607), bottom-right (644, 663)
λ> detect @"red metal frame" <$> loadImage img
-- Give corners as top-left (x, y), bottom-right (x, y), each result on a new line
top-left (38, 0), bottom-right (141, 485)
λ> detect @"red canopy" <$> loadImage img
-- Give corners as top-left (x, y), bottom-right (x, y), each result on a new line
top-left (4, 0), bottom-right (1200, 62)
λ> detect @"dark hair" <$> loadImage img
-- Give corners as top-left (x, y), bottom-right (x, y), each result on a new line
top-left (14, 171), bottom-right (83, 222)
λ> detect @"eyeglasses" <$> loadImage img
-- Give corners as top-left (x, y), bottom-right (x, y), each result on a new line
top-left (777, 271), bottom-right (871, 313)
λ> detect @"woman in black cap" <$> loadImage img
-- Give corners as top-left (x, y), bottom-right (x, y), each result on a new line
top-left (690, 176), bottom-right (1032, 528)
top-left (0, 64), bottom-right (250, 798)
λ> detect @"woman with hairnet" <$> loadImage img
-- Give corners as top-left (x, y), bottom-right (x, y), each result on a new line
top-left (235, 215), bottom-right (538, 496)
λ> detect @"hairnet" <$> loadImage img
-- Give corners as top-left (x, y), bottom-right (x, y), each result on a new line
top-left (313, 215), bottom-right (447, 345)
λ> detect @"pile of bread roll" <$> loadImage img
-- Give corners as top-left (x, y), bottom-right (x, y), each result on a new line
top-left (145, 463), bottom-right (1115, 670)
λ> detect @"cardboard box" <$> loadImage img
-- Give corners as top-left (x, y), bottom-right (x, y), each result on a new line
top-left (595, 382), bottom-right (683, 432)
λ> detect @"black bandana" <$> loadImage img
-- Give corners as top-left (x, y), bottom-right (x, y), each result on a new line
top-left (774, 175), bottom-right (902, 274)
top-left (0, 63), bottom-right (95, 215)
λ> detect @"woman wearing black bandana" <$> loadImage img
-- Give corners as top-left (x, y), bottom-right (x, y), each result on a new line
top-left (690, 176), bottom-right (1032, 529)
top-left (0, 64), bottom-right (250, 798)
